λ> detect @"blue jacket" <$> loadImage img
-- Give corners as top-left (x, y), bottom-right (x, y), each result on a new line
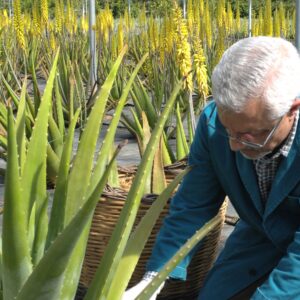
top-left (147, 101), bottom-right (300, 299)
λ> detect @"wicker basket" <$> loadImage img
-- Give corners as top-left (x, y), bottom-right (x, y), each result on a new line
top-left (80, 185), bottom-right (227, 299)
top-left (118, 157), bottom-right (188, 192)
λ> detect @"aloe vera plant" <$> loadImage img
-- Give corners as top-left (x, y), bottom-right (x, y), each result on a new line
top-left (1, 45), bottom-right (143, 299)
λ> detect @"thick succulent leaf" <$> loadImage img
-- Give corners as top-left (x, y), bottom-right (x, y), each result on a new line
top-left (107, 167), bottom-right (191, 300)
top-left (176, 102), bottom-right (189, 160)
top-left (107, 146), bottom-right (120, 187)
top-left (187, 112), bottom-right (194, 146)
top-left (84, 78), bottom-right (184, 300)
top-left (136, 215), bottom-right (222, 300)
top-left (141, 112), bottom-right (151, 194)
top-left (136, 76), bottom-right (158, 129)
top-left (15, 79), bottom-right (27, 174)
top-left (21, 50), bottom-right (60, 265)
top-left (1, 75), bottom-right (21, 108)
top-left (45, 109), bottom-right (80, 250)
top-left (48, 115), bottom-right (64, 159)
top-left (30, 54), bottom-right (42, 112)
top-left (151, 136), bottom-right (167, 194)
top-left (161, 133), bottom-right (173, 165)
top-left (2, 106), bottom-right (32, 300)
top-left (46, 145), bottom-right (60, 182)
top-left (54, 77), bottom-right (65, 137)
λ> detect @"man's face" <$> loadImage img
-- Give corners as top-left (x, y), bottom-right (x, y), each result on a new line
top-left (217, 100), bottom-right (295, 160)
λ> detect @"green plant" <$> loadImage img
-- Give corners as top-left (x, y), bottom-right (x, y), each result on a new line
top-left (1, 42), bottom-right (196, 299)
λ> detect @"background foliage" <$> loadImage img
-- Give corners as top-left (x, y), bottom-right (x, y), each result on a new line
top-left (0, 0), bottom-right (296, 17)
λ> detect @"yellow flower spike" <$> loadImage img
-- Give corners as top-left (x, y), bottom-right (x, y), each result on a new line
top-left (258, 6), bottom-right (264, 36)
top-left (81, 16), bottom-right (88, 33)
top-left (274, 8), bottom-right (281, 37)
top-left (41, 0), bottom-right (49, 30)
top-left (264, 0), bottom-right (273, 36)
top-left (187, 0), bottom-right (194, 35)
top-left (193, 39), bottom-right (209, 103)
top-left (216, 0), bottom-right (224, 30)
top-left (13, 0), bottom-right (26, 51)
top-left (253, 18), bottom-right (259, 36)
top-left (193, 0), bottom-right (201, 39)
top-left (235, 0), bottom-right (241, 34)
top-left (3, 10), bottom-right (9, 27)
top-left (117, 18), bottom-right (124, 55)
top-left (32, 0), bottom-right (41, 36)
top-left (165, 16), bottom-right (174, 54)
top-left (204, 1), bottom-right (212, 49)
top-left (227, 2), bottom-right (233, 35)
top-left (213, 27), bottom-right (225, 69)
top-left (55, 0), bottom-right (63, 34)
top-left (173, 2), bottom-right (193, 91)
top-left (279, 2), bottom-right (287, 37)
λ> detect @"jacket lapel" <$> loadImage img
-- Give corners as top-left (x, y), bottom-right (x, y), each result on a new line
top-left (265, 126), bottom-right (300, 218)
top-left (235, 153), bottom-right (264, 215)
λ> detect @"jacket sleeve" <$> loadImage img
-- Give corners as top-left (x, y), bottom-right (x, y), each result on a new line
top-left (146, 108), bottom-right (226, 280)
top-left (251, 225), bottom-right (300, 300)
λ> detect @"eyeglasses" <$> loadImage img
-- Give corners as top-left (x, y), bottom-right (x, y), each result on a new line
top-left (206, 105), bottom-right (284, 149)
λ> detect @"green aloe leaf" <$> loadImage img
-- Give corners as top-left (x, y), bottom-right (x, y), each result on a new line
top-left (2, 105), bottom-right (32, 300)
top-left (1, 74), bottom-right (21, 109)
top-left (161, 133), bottom-right (173, 165)
top-left (107, 167), bottom-right (191, 300)
top-left (30, 53), bottom-right (41, 113)
top-left (48, 115), bottom-right (64, 159)
top-left (141, 112), bottom-right (152, 194)
top-left (15, 79), bottom-right (27, 174)
top-left (54, 77), bottom-right (65, 137)
top-left (45, 109), bottom-right (81, 250)
top-left (176, 102), bottom-right (189, 160)
top-left (136, 215), bottom-right (222, 300)
top-left (84, 78), bottom-right (184, 300)
top-left (152, 136), bottom-right (167, 194)
top-left (60, 46), bottom-right (128, 300)
top-left (21, 50), bottom-right (60, 265)
top-left (15, 143), bottom-right (124, 300)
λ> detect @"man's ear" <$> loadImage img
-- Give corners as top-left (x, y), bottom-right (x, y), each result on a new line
top-left (288, 98), bottom-right (300, 116)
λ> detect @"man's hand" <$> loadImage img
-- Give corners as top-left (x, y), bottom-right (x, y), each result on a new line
top-left (122, 273), bottom-right (165, 300)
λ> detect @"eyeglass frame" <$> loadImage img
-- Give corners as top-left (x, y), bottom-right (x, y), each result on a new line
top-left (206, 105), bottom-right (284, 150)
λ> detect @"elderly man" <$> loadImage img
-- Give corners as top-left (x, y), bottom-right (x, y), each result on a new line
top-left (124, 36), bottom-right (300, 299)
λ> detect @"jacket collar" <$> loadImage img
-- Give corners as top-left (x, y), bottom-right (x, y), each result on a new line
top-left (265, 124), bottom-right (300, 218)
top-left (236, 121), bottom-right (300, 218)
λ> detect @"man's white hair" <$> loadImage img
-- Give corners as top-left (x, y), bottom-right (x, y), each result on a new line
top-left (212, 36), bottom-right (300, 120)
